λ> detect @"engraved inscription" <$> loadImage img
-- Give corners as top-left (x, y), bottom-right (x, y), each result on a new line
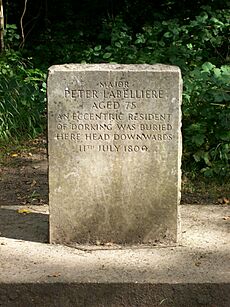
top-left (54, 78), bottom-right (174, 153)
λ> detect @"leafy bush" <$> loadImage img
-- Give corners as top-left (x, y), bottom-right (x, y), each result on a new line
top-left (183, 63), bottom-right (230, 179)
top-left (0, 25), bottom-right (46, 143)
top-left (2, 5), bottom-right (229, 180)
top-left (81, 6), bottom-right (229, 67)
top-left (79, 7), bottom-right (230, 180)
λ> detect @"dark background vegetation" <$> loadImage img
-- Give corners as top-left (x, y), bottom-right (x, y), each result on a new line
top-left (0, 0), bottom-right (229, 181)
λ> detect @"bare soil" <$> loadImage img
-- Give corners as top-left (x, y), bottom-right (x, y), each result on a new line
top-left (0, 138), bottom-right (48, 209)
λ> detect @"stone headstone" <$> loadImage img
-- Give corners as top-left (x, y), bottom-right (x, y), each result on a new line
top-left (48, 64), bottom-right (182, 246)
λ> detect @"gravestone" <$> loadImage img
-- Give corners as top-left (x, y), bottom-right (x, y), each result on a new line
top-left (48, 64), bottom-right (182, 246)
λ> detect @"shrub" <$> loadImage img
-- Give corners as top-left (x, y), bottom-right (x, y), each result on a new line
top-left (0, 25), bottom-right (46, 143)
top-left (2, 5), bottom-right (229, 180)
top-left (183, 63), bottom-right (230, 179)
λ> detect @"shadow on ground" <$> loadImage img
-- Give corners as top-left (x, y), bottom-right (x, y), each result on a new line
top-left (0, 208), bottom-right (48, 243)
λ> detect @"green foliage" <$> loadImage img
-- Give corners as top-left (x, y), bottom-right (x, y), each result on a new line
top-left (79, 7), bottom-right (230, 180)
top-left (2, 4), bottom-right (230, 181)
top-left (82, 17), bottom-right (136, 64)
top-left (4, 24), bottom-right (20, 49)
top-left (81, 6), bottom-right (229, 68)
top-left (183, 63), bottom-right (230, 179)
top-left (32, 23), bottom-right (86, 67)
top-left (0, 25), bottom-right (46, 143)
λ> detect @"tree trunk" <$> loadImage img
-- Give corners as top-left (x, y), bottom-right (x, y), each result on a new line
top-left (0, 0), bottom-right (4, 51)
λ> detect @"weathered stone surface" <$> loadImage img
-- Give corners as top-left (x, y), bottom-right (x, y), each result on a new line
top-left (47, 64), bottom-right (182, 245)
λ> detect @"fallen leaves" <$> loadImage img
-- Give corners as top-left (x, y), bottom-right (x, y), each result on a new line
top-left (30, 179), bottom-right (37, 187)
top-left (218, 197), bottom-right (229, 204)
top-left (47, 273), bottom-right (61, 278)
top-left (195, 261), bottom-right (201, 267)
top-left (32, 165), bottom-right (40, 169)
top-left (96, 240), bottom-right (115, 247)
top-left (10, 152), bottom-right (33, 158)
top-left (17, 208), bottom-right (31, 214)
top-left (10, 153), bottom-right (18, 157)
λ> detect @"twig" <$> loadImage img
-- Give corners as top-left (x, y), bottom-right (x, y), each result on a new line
top-left (20, 0), bottom-right (28, 48)
top-left (0, 0), bottom-right (4, 51)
